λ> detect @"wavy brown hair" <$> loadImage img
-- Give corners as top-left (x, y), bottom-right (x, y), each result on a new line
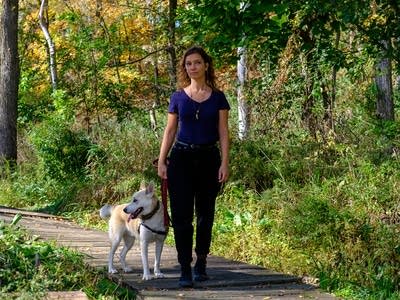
top-left (177, 46), bottom-right (219, 91)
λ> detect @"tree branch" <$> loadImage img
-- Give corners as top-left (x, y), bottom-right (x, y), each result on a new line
top-left (108, 46), bottom-right (170, 67)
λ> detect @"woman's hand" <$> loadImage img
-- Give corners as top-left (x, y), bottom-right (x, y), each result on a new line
top-left (157, 113), bottom-right (177, 180)
top-left (218, 163), bottom-right (229, 183)
top-left (158, 161), bottom-right (168, 179)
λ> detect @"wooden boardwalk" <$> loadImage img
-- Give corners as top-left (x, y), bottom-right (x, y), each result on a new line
top-left (0, 207), bottom-right (339, 299)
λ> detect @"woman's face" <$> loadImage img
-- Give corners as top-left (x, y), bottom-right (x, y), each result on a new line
top-left (184, 53), bottom-right (208, 80)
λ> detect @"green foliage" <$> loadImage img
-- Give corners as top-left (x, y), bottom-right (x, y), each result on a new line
top-left (213, 133), bottom-right (400, 298)
top-left (52, 89), bottom-right (76, 121)
top-left (6, 113), bottom-right (400, 299)
top-left (29, 116), bottom-right (102, 181)
top-left (1, 174), bottom-right (77, 214)
top-left (85, 117), bottom-right (160, 195)
top-left (18, 25), bottom-right (54, 126)
top-left (10, 1), bottom-right (400, 299)
top-left (0, 219), bottom-right (135, 299)
top-left (180, 0), bottom-right (290, 63)
top-left (372, 119), bottom-right (400, 141)
top-left (0, 219), bottom-right (88, 298)
top-left (1, 114), bottom-right (161, 219)
top-left (229, 139), bottom-right (276, 191)
top-left (84, 278), bottom-right (136, 300)
top-left (18, 73), bottom-right (53, 126)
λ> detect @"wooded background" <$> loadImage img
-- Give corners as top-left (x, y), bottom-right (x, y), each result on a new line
top-left (1, 0), bottom-right (398, 157)
top-left (0, 1), bottom-right (399, 299)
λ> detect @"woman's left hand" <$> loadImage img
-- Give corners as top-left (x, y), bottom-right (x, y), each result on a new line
top-left (218, 164), bottom-right (229, 183)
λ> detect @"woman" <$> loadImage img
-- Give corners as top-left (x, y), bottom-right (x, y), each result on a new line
top-left (158, 46), bottom-right (230, 287)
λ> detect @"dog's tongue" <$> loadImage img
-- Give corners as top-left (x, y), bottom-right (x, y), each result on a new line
top-left (127, 213), bottom-right (134, 222)
top-left (127, 207), bottom-right (143, 222)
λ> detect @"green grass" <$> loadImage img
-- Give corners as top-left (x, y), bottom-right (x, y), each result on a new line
top-left (0, 215), bottom-right (135, 299)
top-left (211, 134), bottom-right (400, 299)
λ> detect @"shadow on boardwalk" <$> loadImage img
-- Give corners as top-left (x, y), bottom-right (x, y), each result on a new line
top-left (0, 206), bottom-right (339, 300)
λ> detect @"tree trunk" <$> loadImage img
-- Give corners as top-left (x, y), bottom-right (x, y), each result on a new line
top-left (298, 27), bottom-right (318, 138)
top-left (237, 2), bottom-right (249, 140)
top-left (0, 0), bottom-right (19, 167)
top-left (324, 29), bottom-right (341, 132)
top-left (39, 0), bottom-right (57, 91)
top-left (146, 0), bottom-right (159, 133)
top-left (375, 40), bottom-right (394, 120)
top-left (237, 46), bottom-right (249, 140)
top-left (167, 0), bottom-right (177, 88)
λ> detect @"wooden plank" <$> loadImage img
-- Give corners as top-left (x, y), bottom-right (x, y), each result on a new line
top-left (0, 206), bottom-right (66, 220)
top-left (45, 291), bottom-right (88, 300)
top-left (140, 284), bottom-right (337, 300)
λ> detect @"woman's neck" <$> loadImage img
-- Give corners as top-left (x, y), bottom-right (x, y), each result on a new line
top-left (190, 80), bottom-right (209, 92)
top-left (186, 80), bottom-right (211, 101)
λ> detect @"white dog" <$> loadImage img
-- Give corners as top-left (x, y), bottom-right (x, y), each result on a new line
top-left (99, 183), bottom-right (167, 280)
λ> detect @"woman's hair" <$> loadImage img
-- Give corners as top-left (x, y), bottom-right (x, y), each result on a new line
top-left (177, 46), bottom-right (218, 90)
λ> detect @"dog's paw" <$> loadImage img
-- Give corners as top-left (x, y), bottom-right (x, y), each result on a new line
top-left (109, 268), bottom-right (118, 274)
top-left (142, 274), bottom-right (153, 280)
top-left (154, 272), bottom-right (165, 279)
top-left (123, 267), bottom-right (133, 273)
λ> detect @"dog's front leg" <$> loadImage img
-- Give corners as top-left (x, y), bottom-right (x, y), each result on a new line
top-left (140, 237), bottom-right (152, 280)
top-left (154, 238), bottom-right (165, 278)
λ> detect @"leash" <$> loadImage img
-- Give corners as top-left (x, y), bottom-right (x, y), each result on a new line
top-left (161, 178), bottom-right (170, 227)
top-left (153, 158), bottom-right (171, 228)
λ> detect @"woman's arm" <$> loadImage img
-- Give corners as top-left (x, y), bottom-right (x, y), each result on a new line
top-left (158, 113), bottom-right (178, 179)
top-left (218, 109), bottom-right (230, 183)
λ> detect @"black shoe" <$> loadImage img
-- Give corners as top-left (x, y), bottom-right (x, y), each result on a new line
top-left (194, 272), bottom-right (209, 282)
top-left (178, 267), bottom-right (193, 288)
top-left (194, 258), bottom-right (209, 282)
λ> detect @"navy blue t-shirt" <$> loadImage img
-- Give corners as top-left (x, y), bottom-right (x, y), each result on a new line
top-left (168, 89), bottom-right (230, 145)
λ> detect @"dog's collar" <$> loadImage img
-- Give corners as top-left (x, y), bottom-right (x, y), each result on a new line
top-left (140, 223), bottom-right (168, 236)
top-left (140, 200), bottom-right (160, 221)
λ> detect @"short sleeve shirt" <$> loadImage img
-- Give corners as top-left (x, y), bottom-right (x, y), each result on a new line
top-left (168, 89), bottom-right (230, 145)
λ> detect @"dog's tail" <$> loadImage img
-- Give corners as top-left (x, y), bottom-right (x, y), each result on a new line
top-left (99, 204), bottom-right (114, 219)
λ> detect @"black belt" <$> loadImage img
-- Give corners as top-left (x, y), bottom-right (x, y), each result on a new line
top-left (174, 140), bottom-right (216, 150)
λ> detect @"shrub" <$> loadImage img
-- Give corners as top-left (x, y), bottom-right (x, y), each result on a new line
top-left (0, 217), bottom-right (90, 298)
top-left (0, 216), bottom-right (136, 299)
top-left (29, 117), bottom-right (101, 181)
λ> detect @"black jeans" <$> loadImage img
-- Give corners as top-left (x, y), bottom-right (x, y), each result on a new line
top-left (167, 143), bottom-right (221, 267)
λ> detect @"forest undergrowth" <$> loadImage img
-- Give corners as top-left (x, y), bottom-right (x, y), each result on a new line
top-left (1, 90), bottom-right (400, 300)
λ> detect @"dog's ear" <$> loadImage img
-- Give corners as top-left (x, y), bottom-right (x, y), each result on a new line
top-left (140, 180), bottom-right (146, 190)
top-left (145, 182), bottom-right (154, 195)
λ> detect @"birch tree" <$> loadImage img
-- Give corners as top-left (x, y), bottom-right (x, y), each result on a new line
top-left (0, 0), bottom-right (19, 166)
top-left (39, 0), bottom-right (57, 91)
top-left (237, 46), bottom-right (249, 140)
top-left (145, 0), bottom-right (160, 133)
top-left (237, 2), bottom-right (249, 140)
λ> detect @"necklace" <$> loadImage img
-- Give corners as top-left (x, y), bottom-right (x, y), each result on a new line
top-left (194, 102), bottom-right (200, 120)
top-left (189, 85), bottom-right (207, 120)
